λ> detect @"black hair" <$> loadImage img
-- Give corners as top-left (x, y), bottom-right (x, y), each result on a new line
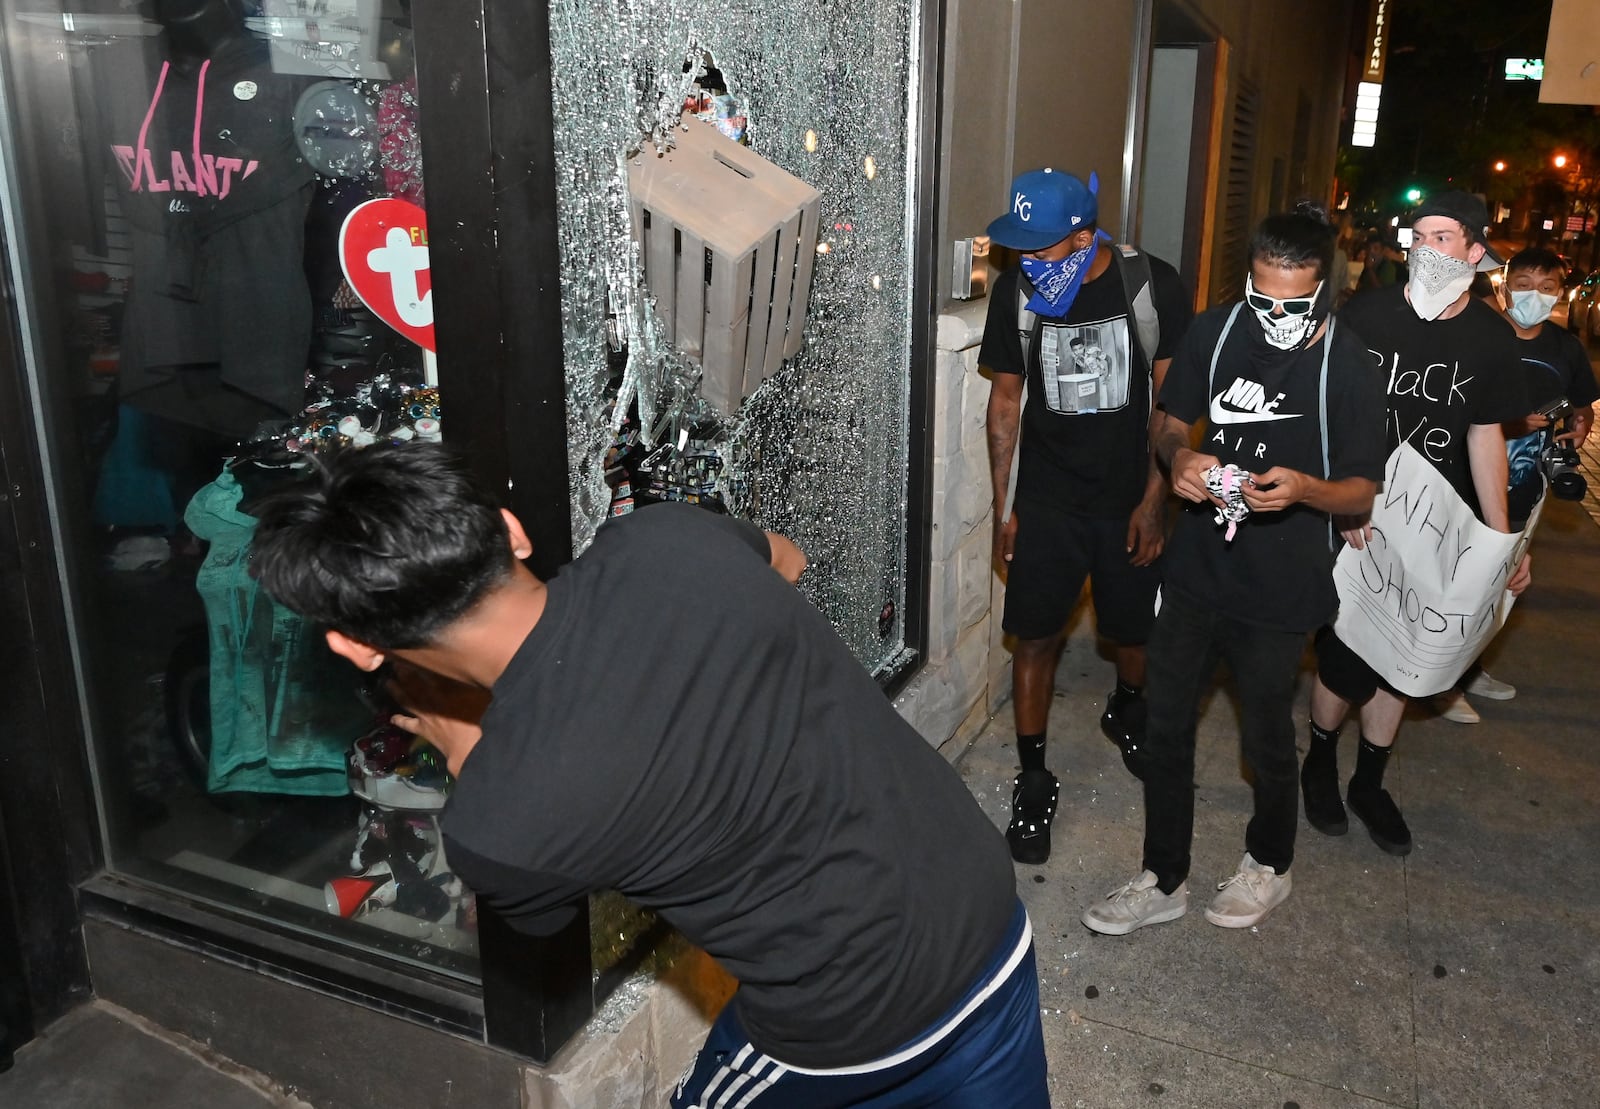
top-left (248, 442), bottom-right (514, 650)
top-left (1505, 246), bottom-right (1567, 284)
top-left (1250, 201), bottom-right (1336, 280)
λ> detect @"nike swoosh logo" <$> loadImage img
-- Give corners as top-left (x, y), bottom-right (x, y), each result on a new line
top-left (1209, 395), bottom-right (1305, 424)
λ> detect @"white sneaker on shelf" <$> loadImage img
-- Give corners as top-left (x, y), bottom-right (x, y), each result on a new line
top-left (1433, 689), bottom-right (1480, 724)
top-left (1464, 670), bottom-right (1516, 700)
top-left (1081, 870), bottom-right (1188, 936)
top-left (1205, 853), bottom-right (1292, 928)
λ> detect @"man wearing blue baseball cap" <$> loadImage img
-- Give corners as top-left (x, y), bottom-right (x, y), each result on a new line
top-left (980, 167), bottom-right (1192, 864)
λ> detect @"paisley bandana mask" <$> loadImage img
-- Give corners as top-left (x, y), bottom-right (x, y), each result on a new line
top-left (1020, 231), bottom-right (1109, 318)
top-left (1406, 245), bottom-right (1476, 321)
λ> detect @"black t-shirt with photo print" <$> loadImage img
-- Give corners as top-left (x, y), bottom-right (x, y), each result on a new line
top-left (1158, 306), bottom-right (1388, 633)
top-left (1338, 284), bottom-right (1528, 519)
top-left (979, 252), bottom-right (1191, 517)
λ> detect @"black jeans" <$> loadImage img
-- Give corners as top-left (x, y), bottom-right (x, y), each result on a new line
top-left (1141, 589), bottom-right (1307, 893)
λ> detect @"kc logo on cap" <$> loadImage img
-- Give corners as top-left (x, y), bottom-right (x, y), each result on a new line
top-left (988, 168), bottom-right (1099, 252)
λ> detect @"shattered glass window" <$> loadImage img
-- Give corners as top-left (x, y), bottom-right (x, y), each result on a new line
top-left (549, 0), bottom-right (920, 674)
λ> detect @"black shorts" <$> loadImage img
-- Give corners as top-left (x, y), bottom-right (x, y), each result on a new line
top-left (1002, 503), bottom-right (1160, 644)
top-left (1313, 627), bottom-right (1401, 704)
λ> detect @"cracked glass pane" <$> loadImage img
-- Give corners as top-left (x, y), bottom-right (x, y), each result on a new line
top-left (549, 0), bottom-right (918, 674)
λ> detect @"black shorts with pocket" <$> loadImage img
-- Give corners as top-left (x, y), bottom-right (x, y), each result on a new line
top-left (1001, 501), bottom-right (1161, 644)
top-left (1313, 626), bottom-right (1403, 704)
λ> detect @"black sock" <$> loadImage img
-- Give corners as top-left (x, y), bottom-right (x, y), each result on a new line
top-left (1111, 680), bottom-right (1143, 708)
top-left (1350, 736), bottom-right (1391, 793)
top-left (1017, 733), bottom-right (1047, 773)
top-left (1307, 721), bottom-right (1341, 763)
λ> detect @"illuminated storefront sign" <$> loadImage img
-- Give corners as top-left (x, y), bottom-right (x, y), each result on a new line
top-left (1353, 0), bottom-right (1390, 147)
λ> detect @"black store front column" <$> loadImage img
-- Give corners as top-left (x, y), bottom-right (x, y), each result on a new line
top-left (412, 0), bottom-right (592, 1062)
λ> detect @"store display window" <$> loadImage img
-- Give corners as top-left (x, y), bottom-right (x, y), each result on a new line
top-left (0, 0), bottom-right (474, 979)
top-left (2, 0), bottom-right (933, 1057)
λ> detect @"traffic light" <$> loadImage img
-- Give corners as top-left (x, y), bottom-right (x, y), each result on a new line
top-left (1404, 186), bottom-right (1423, 204)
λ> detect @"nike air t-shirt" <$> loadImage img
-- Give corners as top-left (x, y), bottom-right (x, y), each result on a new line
top-left (1158, 305), bottom-right (1387, 632)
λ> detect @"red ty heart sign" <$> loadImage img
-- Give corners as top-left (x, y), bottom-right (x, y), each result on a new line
top-left (339, 198), bottom-right (435, 351)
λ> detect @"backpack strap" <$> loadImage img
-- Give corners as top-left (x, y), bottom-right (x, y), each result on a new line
top-left (1114, 244), bottom-right (1160, 375)
top-left (1016, 274), bottom-right (1038, 370)
top-left (1208, 302), bottom-right (1244, 397)
top-left (1319, 316), bottom-right (1335, 552)
top-left (1004, 274), bottom-right (1035, 525)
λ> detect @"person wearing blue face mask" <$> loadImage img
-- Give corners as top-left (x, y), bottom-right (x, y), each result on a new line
top-left (979, 168), bottom-right (1192, 864)
top-left (1432, 246), bottom-right (1599, 725)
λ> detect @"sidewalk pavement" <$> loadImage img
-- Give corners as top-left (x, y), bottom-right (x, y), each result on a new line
top-left (1, 1002), bottom-right (306, 1108)
top-left (952, 489), bottom-right (1600, 1108)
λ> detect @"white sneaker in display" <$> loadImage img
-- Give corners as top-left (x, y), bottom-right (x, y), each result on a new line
top-left (1205, 853), bottom-right (1292, 928)
top-left (1433, 690), bottom-right (1480, 724)
top-left (1464, 670), bottom-right (1516, 700)
top-left (1081, 870), bottom-right (1188, 936)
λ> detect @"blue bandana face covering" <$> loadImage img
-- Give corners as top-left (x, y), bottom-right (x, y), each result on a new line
top-left (1020, 232), bottom-right (1106, 318)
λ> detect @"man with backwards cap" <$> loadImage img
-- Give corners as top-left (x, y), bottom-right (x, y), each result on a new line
top-left (979, 168), bottom-right (1191, 865)
top-left (1302, 191), bottom-right (1532, 859)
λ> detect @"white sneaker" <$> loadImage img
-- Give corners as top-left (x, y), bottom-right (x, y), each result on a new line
top-left (1205, 853), bottom-right (1291, 928)
top-left (1464, 670), bottom-right (1516, 700)
top-left (1433, 690), bottom-right (1480, 724)
top-left (1082, 870), bottom-right (1188, 936)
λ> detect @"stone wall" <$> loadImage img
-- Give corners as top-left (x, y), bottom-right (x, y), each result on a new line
top-left (893, 299), bottom-right (1010, 753)
top-left (522, 949), bottom-right (737, 1109)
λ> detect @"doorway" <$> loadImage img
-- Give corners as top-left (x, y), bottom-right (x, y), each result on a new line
top-left (1136, 1), bottom-right (1223, 307)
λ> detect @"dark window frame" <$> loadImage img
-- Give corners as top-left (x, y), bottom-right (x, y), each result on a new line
top-left (0, 0), bottom-right (943, 1066)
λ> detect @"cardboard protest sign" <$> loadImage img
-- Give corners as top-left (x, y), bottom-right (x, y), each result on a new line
top-left (1332, 443), bottom-right (1539, 697)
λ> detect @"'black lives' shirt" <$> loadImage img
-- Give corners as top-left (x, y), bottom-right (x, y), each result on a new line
top-left (980, 251), bottom-right (1191, 517)
top-left (1338, 285), bottom-right (1527, 519)
top-left (1159, 307), bottom-right (1388, 632)
top-left (442, 504), bottom-right (1016, 1069)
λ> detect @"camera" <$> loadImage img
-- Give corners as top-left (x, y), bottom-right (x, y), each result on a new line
top-left (1536, 396), bottom-right (1573, 422)
top-left (1539, 398), bottom-right (1587, 502)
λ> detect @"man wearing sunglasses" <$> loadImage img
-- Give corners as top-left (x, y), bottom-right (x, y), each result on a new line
top-left (1082, 204), bottom-right (1387, 934)
top-left (1303, 192), bottom-right (1530, 859)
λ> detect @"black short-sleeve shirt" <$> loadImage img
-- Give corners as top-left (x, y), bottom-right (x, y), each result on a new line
top-left (979, 250), bottom-right (1192, 517)
top-left (1513, 323), bottom-right (1600, 413)
top-left (1338, 285), bottom-right (1528, 518)
top-left (1505, 322), bottom-right (1599, 523)
top-left (441, 504), bottom-right (1016, 1069)
top-left (1158, 307), bottom-right (1388, 632)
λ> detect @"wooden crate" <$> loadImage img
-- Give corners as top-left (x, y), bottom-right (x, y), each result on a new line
top-left (628, 118), bottom-right (822, 414)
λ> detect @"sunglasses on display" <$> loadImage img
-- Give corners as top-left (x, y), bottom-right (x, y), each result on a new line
top-left (1244, 277), bottom-right (1323, 317)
